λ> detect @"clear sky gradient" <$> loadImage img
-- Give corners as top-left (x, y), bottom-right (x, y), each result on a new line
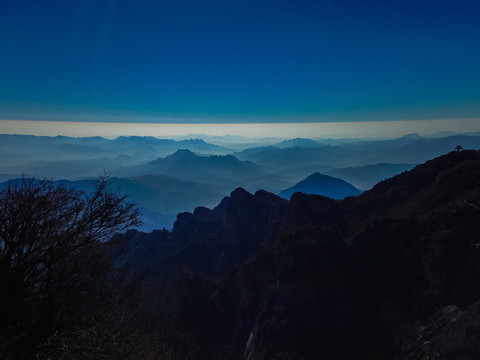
top-left (1, 0), bottom-right (479, 125)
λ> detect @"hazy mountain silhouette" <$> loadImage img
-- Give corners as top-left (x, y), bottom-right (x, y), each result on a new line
top-left (2, 134), bottom-right (478, 195)
top-left (278, 172), bottom-right (362, 199)
top-left (325, 162), bottom-right (416, 190)
top-left (235, 134), bottom-right (480, 168)
top-left (274, 138), bottom-right (320, 148)
top-left (111, 136), bottom-right (229, 158)
top-left (0, 134), bottom-right (229, 174)
top-left (234, 145), bottom-right (349, 167)
top-left (135, 149), bottom-right (285, 192)
top-left (0, 155), bottom-right (137, 179)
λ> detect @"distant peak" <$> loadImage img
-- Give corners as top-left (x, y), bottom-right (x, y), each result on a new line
top-left (230, 187), bottom-right (253, 199)
top-left (276, 138), bottom-right (319, 148)
top-left (304, 172), bottom-right (337, 181)
top-left (279, 172), bottom-right (361, 200)
top-left (180, 138), bottom-right (207, 144)
top-left (167, 149), bottom-right (199, 159)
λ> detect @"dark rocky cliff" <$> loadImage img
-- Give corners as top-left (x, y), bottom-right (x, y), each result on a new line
top-left (119, 150), bottom-right (480, 360)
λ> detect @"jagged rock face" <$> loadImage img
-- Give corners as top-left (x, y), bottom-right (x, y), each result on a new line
top-left (119, 150), bottom-right (480, 360)
top-left (405, 302), bottom-right (480, 360)
top-left (118, 188), bottom-right (287, 279)
top-left (162, 188), bottom-right (289, 277)
top-left (241, 225), bottom-right (390, 360)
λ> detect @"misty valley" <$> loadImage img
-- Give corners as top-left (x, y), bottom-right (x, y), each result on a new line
top-left (2, 133), bottom-right (478, 231)
top-left (1, 133), bottom-right (480, 359)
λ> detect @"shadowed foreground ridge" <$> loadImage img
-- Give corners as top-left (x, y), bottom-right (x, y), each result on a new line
top-left (115, 150), bottom-right (480, 360)
top-left (2, 150), bottom-right (480, 359)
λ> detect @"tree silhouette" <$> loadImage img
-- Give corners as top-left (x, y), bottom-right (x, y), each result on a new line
top-left (455, 145), bottom-right (464, 151)
top-left (0, 176), bottom-right (141, 358)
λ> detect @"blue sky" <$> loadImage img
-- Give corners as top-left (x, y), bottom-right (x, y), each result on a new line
top-left (0, 0), bottom-right (479, 123)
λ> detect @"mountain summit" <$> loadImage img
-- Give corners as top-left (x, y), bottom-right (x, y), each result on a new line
top-left (278, 172), bottom-right (362, 199)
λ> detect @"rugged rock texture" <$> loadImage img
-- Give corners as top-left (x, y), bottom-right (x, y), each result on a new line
top-left (120, 150), bottom-right (480, 360)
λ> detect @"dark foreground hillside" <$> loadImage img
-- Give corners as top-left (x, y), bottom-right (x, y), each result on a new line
top-left (1, 150), bottom-right (480, 359)
top-left (114, 150), bottom-right (480, 360)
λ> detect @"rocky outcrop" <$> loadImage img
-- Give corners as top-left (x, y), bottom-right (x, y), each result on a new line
top-left (405, 303), bottom-right (480, 360)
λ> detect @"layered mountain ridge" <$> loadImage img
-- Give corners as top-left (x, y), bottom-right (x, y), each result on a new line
top-left (2, 133), bottom-right (478, 232)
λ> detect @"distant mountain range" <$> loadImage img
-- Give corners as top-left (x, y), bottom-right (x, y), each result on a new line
top-left (1, 133), bottom-right (479, 232)
top-left (136, 149), bottom-right (265, 188)
top-left (2, 133), bottom-right (478, 186)
top-left (0, 134), bottom-right (229, 168)
top-left (235, 134), bottom-right (480, 169)
top-left (274, 137), bottom-right (321, 148)
top-left (325, 163), bottom-right (416, 190)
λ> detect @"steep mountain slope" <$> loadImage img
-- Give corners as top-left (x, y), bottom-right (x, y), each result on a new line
top-left (278, 172), bottom-right (362, 199)
top-left (117, 150), bottom-right (480, 360)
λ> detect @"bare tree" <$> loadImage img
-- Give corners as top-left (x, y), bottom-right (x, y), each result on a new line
top-left (0, 176), bottom-right (141, 359)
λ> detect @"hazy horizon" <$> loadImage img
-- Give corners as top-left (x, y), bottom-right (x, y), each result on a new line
top-left (1, 1), bottom-right (479, 128)
top-left (2, 118), bottom-right (480, 140)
